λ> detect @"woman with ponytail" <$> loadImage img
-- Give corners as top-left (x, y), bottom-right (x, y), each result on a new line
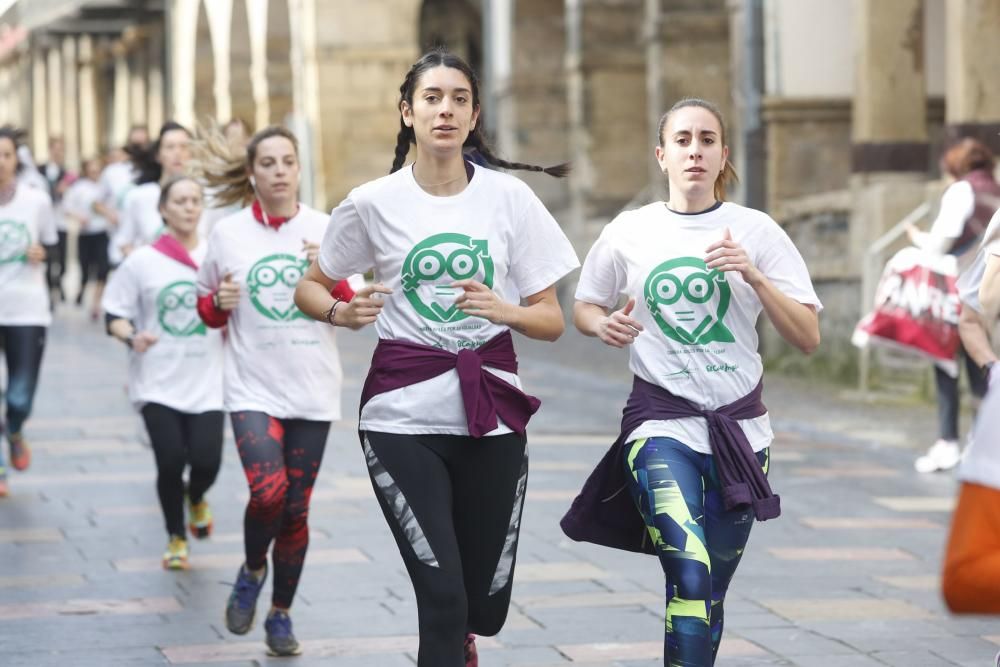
top-left (193, 124), bottom-right (355, 657)
top-left (561, 98), bottom-right (821, 666)
top-left (113, 121), bottom-right (193, 257)
top-left (102, 177), bottom-right (224, 570)
top-left (294, 48), bottom-right (579, 667)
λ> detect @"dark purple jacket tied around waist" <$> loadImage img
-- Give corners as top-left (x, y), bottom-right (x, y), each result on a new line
top-left (359, 330), bottom-right (541, 439)
top-left (560, 375), bottom-right (779, 555)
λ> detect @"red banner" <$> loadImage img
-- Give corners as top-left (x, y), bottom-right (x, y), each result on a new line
top-left (853, 248), bottom-right (961, 375)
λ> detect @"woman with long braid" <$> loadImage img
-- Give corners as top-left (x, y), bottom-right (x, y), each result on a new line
top-left (194, 125), bottom-right (354, 657)
top-left (295, 49), bottom-right (579, 667)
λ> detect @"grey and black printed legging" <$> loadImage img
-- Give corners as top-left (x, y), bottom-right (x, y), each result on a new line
top-left (231, 411), bottom-right (330, 610)
top-left (624, 436), bottom-right (769, 667)
top-left (362, 431), bottom-right (528, 667)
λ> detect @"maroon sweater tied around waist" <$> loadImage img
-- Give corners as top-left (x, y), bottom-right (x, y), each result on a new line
top-left (560, 375), bottom-right (779, 555)
top-left (359, 330), bottom-right (540, 438)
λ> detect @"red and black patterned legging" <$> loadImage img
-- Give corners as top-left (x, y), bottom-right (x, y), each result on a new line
top-left (231, 411), bottom-right (330, 609)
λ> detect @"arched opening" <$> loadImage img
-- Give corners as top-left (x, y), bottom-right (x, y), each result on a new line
top-left (419, 0), bottom-right (482, 74)
top-left (229, 0), bottom-right (255, 130)
top-left (193, 0), bottom-right (215, 123)
top-left (266, 0), bottom-right (293, 125)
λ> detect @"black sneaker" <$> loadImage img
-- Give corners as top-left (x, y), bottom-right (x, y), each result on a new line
top-left (224, 563), bottom-right (267, 634)
top-left (264, 609), bottom-right (302, 656)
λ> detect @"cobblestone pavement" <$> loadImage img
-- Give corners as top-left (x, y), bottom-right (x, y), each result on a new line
top-left (1, 306), bottom-right (996, 666)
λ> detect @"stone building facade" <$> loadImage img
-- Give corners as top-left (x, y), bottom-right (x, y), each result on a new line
top-left (1, 0), bottom-right (998, 375)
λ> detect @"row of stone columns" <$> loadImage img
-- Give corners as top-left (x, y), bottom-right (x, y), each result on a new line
top-left (0, 30), bottom-right (163, 168)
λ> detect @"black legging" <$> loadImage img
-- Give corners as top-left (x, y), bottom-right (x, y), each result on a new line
top-left (44, 230), bottom-right (67, 299)
top-left (362, 431), bottom-right (528, 667)
top-left (934, 346), bottom-right (988, 441)
top-left (140, 403), bottom-right (224, 538)
top-left (231, 411), bottom-right (330, 610)
top-left (78, 231), bottom-right (110, 287)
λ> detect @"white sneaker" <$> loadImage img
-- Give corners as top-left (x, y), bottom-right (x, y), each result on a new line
top-left (914, 439), bottom-right (962, 473)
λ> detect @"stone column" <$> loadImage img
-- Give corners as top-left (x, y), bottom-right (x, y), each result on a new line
top-left (61, 37), bottom-right (80, 168)
top-left (146, 29), bottom-right (165, 134)
top-left (112, 42), bottom-right (131, 149)
top-left (129, 43), bottom-right (147, 127)
top-left (170, 0), bottom-right (200, 128)
top-left (289, 0), bottom-right (326, 209)
top-left (484, 0), bottom-right (516, 158)
top-left (31, 46), bottom-right (49, 159)
top-left (945, 0), bottom-right (1000, 151)
top-left (246, 0), bottom-right (270, 131)
top-left (850, 0), bottom-right (931, 388)
top-left (204, 0), bottom-right (234, 122)
top-left (47, 44), bottom-right (63, 141)
top-left (851, 0), bottom-right (927, 175)
top-left (78, 36), bottom-right (98, 159)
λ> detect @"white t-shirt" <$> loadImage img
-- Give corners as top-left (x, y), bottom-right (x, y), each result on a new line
top-left (319, 163), bottom-right (580, 436)
top-left (959, 383), bottom-right (1000, 490)
top-left (102, 243), bottom-right (224, 413)
top-left (0, 186), bottom-right (57, 326)
top-left (99, 161), bottom-right (137, 213)
top-left (197, 205), bottom-right (343, 421)
top-left (576, 201), bottom-right (822, 454)
top-left (63, 178), bottom-right (109, 234)
top-left (114, 182), bottom-right (163, 254)
top-left (913, 181), bottom-right (976, 255)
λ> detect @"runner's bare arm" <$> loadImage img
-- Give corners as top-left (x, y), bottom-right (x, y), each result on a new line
top-left (453, 280), bottom-right (564, 342)
top-left (574, 299), bottom-right (643, 349)
top-left (980, 254), bottom-right (1000, 323)
top-left (295, 262), bottom-right (391, 330)
top-left (958, 306), bottom-right (998, 369)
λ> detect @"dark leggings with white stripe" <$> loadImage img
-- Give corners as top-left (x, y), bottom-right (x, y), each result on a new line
top-left (362, 431), bottom-right (528, 667)
top-left (231, 411), bottom-right (330, 609)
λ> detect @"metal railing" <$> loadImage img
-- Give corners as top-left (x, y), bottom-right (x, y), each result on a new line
top-left (857, 200), bottom-right (932, 393)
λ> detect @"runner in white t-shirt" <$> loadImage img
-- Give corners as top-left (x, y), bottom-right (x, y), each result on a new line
top-left (295, 49), bottom-right (579, 667)
top-left (113, 122), bottom-right (192, 259)
top-left (63, 158), bottom-right (111, 318)
top-left (569, 99), bottom-right (821, 666)
top-left (0, 126), bottom-right (57, 498)
top-left (194, 125), bottom-right (355, 658)
top-left (102, 176), bottom-right (224, 570)
top-left (943, 217), bottom-right (1000, 615)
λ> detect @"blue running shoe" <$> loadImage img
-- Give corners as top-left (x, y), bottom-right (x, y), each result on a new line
top-left (224, 563), bottom-right (267, 635)
top-left (265, 609), bottom-right (302, 656)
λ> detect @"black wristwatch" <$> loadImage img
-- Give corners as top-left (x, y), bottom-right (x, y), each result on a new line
top-left (124, 332), bottom-right (135, 349)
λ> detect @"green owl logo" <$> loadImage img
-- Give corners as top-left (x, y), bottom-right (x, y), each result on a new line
top-left (0, 220), bottom-right (29, 264)
top-left (156, 281), bottom-right (207, 337)
top-left (401, 233), bottom-right (495, 323)
top-left (247, 253), bottom-right (310, 322)
top-left (644, 257), bottom-right (734, 345)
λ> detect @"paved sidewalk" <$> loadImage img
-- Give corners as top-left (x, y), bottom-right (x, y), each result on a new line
top-left (0, 306), bottom-right (996, 666)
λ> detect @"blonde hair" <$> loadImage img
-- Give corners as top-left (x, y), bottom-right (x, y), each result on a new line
top-left (192, 123), bottom-right (299, 208)
top-left (657, 98), bottom-right (739, 201)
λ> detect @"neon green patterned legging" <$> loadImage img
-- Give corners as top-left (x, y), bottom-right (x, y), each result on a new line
top-left (625, 436), bottom-right (769, 667)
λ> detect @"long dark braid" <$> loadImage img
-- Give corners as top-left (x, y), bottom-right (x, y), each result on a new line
top-left (389, 48), bottom-right (568, 178)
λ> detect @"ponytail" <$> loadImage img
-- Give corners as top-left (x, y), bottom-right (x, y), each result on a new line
top-left (193, 123), bottom-right (299, 208)
top-left (657, 98), bottom-right (739, 201)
